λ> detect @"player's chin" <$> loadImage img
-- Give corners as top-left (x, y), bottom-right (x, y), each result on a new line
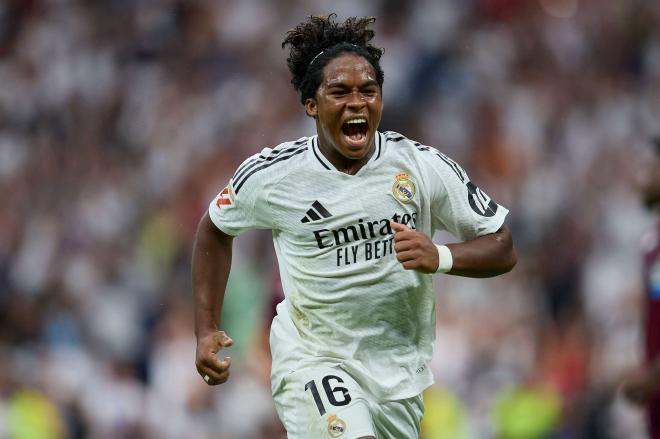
top-left (338, 131), bottom-right (373, 159)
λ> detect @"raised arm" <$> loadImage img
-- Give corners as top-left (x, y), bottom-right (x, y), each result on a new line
top-left (391, 222), bottom-right (517, 278)
top-left (192, 212), bottom-right (235, 385)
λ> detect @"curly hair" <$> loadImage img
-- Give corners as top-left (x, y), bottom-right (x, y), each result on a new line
top-left (282, 14), bottom-right (385, 104)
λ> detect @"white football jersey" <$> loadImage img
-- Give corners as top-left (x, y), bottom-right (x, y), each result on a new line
top-left (208, 131), bottom-right (508, 401)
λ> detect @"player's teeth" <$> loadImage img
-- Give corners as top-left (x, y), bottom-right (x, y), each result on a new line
top-left (346, 118), bottom-right (366, 124)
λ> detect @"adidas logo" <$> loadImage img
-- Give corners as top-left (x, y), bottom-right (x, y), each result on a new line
top-left (301, 201), bottom-right (332, 223)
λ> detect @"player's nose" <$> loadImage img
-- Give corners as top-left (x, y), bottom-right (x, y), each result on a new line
top-left (346, 91), bottom-right (367, 109)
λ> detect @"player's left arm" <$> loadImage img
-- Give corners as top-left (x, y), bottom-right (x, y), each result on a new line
top-left (391, 222), bottom-right (516, 277)
top-left (395, 143), bottom-right (517, 276)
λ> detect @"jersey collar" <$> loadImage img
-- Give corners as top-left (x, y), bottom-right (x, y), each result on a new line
top-left (311, 131), bottom-right (384, 174)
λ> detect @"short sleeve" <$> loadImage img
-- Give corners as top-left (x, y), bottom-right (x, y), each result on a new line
top-left (208, 155), bottom-right (274, 236)
top-left (425, 151), bottom-right (509, 241)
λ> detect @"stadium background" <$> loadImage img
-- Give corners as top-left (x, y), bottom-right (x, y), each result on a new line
top-left (0, 0), bottom-right (658, 437)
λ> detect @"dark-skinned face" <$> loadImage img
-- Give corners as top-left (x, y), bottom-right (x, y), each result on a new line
top-left (305, 53), bottom-right (383, 167)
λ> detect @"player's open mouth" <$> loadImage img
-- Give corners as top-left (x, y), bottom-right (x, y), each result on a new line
top-left (341, 118), bottom-right (369, 147)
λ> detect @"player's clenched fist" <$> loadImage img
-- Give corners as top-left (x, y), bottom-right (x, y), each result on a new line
top-left (195, 330), bottom-right (233, 385)
top-left (391, 221), bottom-right (440, 273)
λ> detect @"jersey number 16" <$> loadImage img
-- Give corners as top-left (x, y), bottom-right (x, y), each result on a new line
top-left (305, 375), bottom-right (352, 416)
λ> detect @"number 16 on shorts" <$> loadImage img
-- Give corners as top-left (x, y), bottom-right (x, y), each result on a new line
top-left (273, 367), bottom-right (376, 438)
top-left (305, 375), bottom-right (352, 415)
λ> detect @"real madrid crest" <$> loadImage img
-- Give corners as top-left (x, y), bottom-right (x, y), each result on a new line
top-left (327, 414), bottom-right (346, 438)
top-left (392, 172), bottom-right (416, 203)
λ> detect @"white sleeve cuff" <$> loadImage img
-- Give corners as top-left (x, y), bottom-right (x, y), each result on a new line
top-left (435, 245), bottom-right (453, 273)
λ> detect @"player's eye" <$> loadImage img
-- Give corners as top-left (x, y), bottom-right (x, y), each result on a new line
top-left (361, 89), bottom-right (377, 97)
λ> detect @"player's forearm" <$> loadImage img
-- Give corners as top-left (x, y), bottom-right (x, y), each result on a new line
top-left (446, 225), bottom-right (517, 278)
top-left (192, 212), bottom-right (233, 338)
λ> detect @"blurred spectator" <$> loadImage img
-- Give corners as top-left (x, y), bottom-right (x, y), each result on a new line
top-left (620, 138), bottom-right (660, 439)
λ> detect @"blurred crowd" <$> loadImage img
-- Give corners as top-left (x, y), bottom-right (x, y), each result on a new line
top-left (1, 0), bottom-right (659, 438)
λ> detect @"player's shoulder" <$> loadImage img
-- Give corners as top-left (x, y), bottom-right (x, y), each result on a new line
top-left (382, 130), bottom-right (461, 170)
top-left (382, 130), bottom-right (420, 149)
top-left (382, 130), bottom-right (440, 157)
top-left (230, 136), bottom-right (310, 194)
top-left (381, 131), bottom-right (471, 185)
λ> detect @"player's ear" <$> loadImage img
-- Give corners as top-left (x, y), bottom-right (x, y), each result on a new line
top-left (305, 98), bottom-right (318, 118)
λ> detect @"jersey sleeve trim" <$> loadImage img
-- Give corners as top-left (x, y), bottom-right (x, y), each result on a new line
top-left (384, 131), bottom-right (468, 182)
top-left (231, 139), bottom-right (308, 193)
top-left (231, 137), bottom-right (308, 182)
top-left (383, 131), bottom-right (406, 143)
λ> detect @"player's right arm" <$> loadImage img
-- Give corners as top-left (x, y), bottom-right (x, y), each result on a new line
top-left (192, 146), bottom-right (285, 384)
top-left (192, 212), bottom-right (235, 385)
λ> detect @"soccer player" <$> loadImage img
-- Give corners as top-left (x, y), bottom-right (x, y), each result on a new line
top-left (621, 138), bottom-right (660, 439)
top-left (192, 14), bottom-right (517, 439)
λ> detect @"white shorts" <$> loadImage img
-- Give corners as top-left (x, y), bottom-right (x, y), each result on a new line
top-left (273, 365), bottom-right (424, 439)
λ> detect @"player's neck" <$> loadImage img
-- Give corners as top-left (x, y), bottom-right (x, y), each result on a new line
top-left (317, 137), bottom-right (375, 175)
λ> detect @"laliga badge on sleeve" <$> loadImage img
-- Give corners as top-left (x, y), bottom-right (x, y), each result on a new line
top-left (392, 172), bottom-right (416, 203)
top-left (215, 185), bottom-right (234, 207)
top-left (327, 414), bottom-right (346, 437)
